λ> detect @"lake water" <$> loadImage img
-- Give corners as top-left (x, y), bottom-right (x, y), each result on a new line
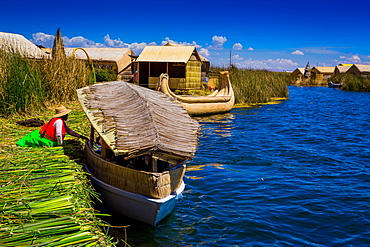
top-left (105, 86), bottom-right (370, 247)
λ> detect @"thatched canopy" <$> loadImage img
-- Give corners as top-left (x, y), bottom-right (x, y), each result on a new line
top-left (77, 81), bottom-right (199, 163)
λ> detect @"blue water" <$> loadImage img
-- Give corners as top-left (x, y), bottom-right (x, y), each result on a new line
top-left (108, 86), bottom-right (370, 247)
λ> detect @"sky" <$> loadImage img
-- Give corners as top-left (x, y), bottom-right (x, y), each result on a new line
top-left (1, 0), bottom-right (370, 71)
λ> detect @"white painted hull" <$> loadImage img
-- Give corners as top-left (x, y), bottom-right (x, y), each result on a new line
top-left (86, 166), bottom-right (185, 226)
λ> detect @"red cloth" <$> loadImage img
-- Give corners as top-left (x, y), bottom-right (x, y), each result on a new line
top-left (39, 118), bottom-right (66, 142)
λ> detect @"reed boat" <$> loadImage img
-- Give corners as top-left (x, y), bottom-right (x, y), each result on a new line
top-left (77, 81), bottom-right (199, 225)
top-left (156, 71), bottom-right (235, 116)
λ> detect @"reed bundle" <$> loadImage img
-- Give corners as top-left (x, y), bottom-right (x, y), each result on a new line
top-left (0, 115), bottom-right (114, 246)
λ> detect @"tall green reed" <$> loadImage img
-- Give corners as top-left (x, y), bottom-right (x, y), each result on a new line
top-left (330, 73), bottom-right (370, 92)
top-left (222, 67), bottom-right (289, 104)
top-left (0, 49), bottom-right (94, 116)
top-left (0, 49), bottom-right (45, 115)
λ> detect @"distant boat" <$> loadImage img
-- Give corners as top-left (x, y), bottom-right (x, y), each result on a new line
top-left (156, 71), bottom-right (235, 116)
top-left (77, 81), bottom-right (199, 225)
top-left (328, 81), bottom-right (341, 88)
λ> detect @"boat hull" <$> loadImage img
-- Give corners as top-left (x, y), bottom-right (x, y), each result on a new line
top-left (86, 165), bottom-right (185, 226)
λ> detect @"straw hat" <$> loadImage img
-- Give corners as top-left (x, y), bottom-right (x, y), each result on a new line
top-left (53, 105), bottom-right (72, 118)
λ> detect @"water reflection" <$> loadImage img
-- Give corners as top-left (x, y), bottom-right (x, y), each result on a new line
top-left (194, 112), bottom-right (235, 138)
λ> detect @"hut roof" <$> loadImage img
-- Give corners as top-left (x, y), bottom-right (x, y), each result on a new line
top-left (136, 45), bottom-right (200, 63)
top-left (65, 48), bottom-right (134, 72)
top-left (77, 81), bottom-right (199, 163)
top-left (353, 64), bottom-right (370, 73)
top-left (0, 32), bottom-right (49, 59)
top-left (296, 68), bottom-right (305, 74)
top-left (312, 66), bottom-right (335, 73)
top-left (335, 65), bottom-right (350, 73)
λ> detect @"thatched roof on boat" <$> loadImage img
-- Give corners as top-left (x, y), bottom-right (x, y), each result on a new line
top-left (77, 81), bottom-right (199, 162)
top-left (0, 32), bottom-right (50, 59)
top-left (136, 45), bottom-right (201, 63)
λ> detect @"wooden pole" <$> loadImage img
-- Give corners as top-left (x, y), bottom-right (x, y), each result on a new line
top-left (101, 139), bottom-right (107, 160)
top-left (89, 125), bottom-right (94, 145)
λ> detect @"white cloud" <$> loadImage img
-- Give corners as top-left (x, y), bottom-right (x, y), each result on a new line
top-left (302, 47), bottom-right (339, 55)
top-left (232, 43), bottom-right (243, 50)
top-left (232, 54), bottom-right (243, 60)
top-left (333, 54), bottom-right (365, 65)
top-left (160, 37), bottom-right (201, 48)
top-left (247, 47), bottom-right (254, 51)
top-left (208, 35), bottom-right (227, 50)
top-left (233, 58), bottom-right (298, 70)
top-left (65, 36), bottom-right (102, 47)
top-left (199, 48), bottom-right (210, 58)
top-left (30, 32), bottom-right (54, 47)
top-left (349, 55), bottom-right (361, 63)
top-left (29, 32), bottom-right (148, 54)
top-left (291, 50), bottom-right (304, 55)
top-left (103, 34), bottom-right (128, 47)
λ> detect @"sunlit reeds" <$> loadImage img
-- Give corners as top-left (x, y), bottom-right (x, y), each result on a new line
top-left (0, 49), bottom-right (94, 116)
top-left (330, 73), bottom-right (370, 92)
top-left (215, 67), bottom-right (289, 104)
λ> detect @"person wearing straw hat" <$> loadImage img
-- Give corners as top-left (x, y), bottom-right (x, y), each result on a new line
top-left (16, 105), bottom-right (88, 147)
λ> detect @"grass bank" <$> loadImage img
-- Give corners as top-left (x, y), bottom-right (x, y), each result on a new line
top-left (330, 73), bottom-right (370, 92)
top-left (0, 105), bottom-right (117, 246)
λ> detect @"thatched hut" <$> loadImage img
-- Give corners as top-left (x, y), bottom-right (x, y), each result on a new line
top-left (290, 68), bottom-right (305, 82)
top-left (134, 45), bottom-right (203, 89)
top-left (310, 66), bottom-right (335, 84)
top-left (346, 64), bottom-right (370, 77)
top-left (65, 48), bottom-right (135, 81)
top-left (334, 65), bottom-right (352, 76)
top-left (0, 32), bottom-right (50, 59)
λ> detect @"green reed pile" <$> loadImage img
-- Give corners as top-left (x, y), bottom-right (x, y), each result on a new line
top-left (0, 49), bottom-right (94, 116)
top-left (330, 73), bottom-right (370, 92)
top-left (0, 145), bottom-right (115, 246)
top-left (227, 67), bottom-right (289, 104)
top-left (0, 107), bottom-right (115, 246)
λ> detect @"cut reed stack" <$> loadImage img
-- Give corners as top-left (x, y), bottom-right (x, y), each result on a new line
top-left (0, 124), bottom-right (114, 246)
